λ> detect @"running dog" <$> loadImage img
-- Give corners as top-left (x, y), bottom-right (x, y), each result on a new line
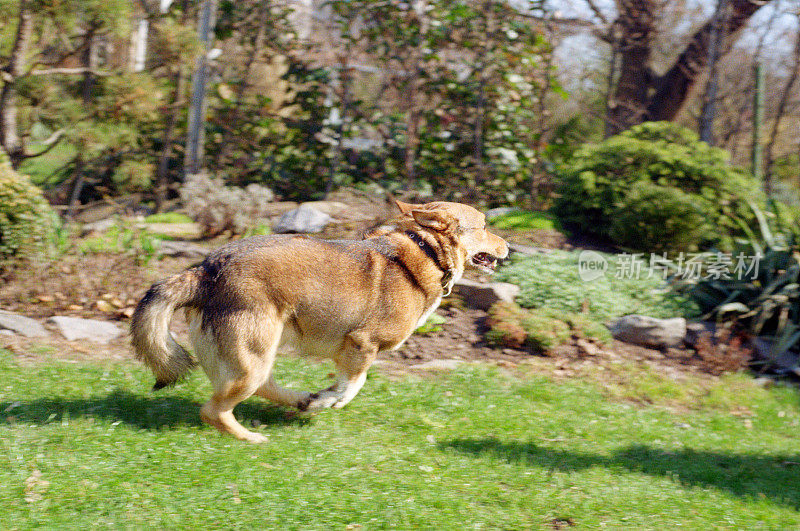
top-left (131, 200), bottom-right (508, 442)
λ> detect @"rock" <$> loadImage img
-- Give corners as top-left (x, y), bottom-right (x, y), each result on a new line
top-left (95, 300), bottom-right (115, 313)
top-left (80, 218), bottom-right (116, 235)
top-left (47, 316), bottom-right (123, 344)
top-left (609, 314), bottom-right (686, 349)
top-left (273, 205), bottom-right (333, 234)
top-left (301, 201), bottom-right (350, 218)
top-left (453, 279), bottom-right (520, 311)
top-left (485, 207), bottom-right (516, 220)
top-left (507, 242), bottom-right (554, 255)
top-left (0, 310), bottom-right (48, 338)
top-left (411, 359), bottom-right (464, 370)
top-left (155, 240), bottom-right (209, 260)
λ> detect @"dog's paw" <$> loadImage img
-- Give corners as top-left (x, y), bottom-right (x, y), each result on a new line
top-left (297, 391), bottom-right (339, 412)
top-left (242, 431), bottom-right (269, 444)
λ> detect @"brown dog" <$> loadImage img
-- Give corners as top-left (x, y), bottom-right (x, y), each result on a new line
top-left (131, 200), bottom-right (508, 442)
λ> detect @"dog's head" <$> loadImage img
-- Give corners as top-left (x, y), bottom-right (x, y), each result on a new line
top-left (395, 200), bottom-right (509, 274)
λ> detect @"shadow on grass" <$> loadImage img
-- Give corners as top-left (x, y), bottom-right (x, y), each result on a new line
top-left (443, 437), bottom-right (800, 509)
top-left (0, 389), bottom-right (309, 431)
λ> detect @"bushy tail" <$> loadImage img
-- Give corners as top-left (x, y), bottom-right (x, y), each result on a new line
top-left (131, 268), bottom-right (204, 390)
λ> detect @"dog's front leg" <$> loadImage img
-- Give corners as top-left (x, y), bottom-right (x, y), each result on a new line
top-left (297, 334), bottom-right (376, 412)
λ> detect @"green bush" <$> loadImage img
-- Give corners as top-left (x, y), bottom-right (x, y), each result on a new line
top-left (551, 122), bottom-right (762, 252)
top-left (495, 250), bottom-right (698, 324)
top-left (0, 156), bottom-right (57, 268)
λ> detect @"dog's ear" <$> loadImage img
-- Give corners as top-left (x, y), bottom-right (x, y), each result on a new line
top-left (395, 200), bottom-right (417, 215)
top-left (411, 208), bottom-right (458, 233)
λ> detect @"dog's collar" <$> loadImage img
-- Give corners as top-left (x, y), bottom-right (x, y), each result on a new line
top-left (404, 230), bottom-right (453, 294)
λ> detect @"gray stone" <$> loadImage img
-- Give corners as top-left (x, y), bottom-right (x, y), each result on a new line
top-left (609, 314), bottom-right (686, 349)
top-left (411, 359), bottom-right (464, 370)
top-left (453, 279), bottom-right (520, 311)
top-left (80, 218), bottom-right (116, 235)
top-left (0, 310), bottom-right (48, 338)
top-left (507, 242), bottom-right (555, 256)
top-left (301, 201), bottom-right (350, 218)
top-left (485, 207), bottom-right (516, 220)
top-left (273, 205), bottom-right (333, 234)
top-left (47, 316), bottom-right (123, 344)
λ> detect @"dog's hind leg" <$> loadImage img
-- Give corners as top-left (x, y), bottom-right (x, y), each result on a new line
top-left (298, 331), bottom-right (377, 412)
top-left (197, 313), bottom-right (282, 443)
top-left (255, 376), bottom-right (311, 407)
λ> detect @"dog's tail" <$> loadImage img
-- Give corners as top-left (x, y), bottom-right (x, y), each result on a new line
top-left (131, 268), bottom-right (204, 390)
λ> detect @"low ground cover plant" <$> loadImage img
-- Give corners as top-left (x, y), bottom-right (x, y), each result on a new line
top-left (495, 250), bottom-right (698, 325)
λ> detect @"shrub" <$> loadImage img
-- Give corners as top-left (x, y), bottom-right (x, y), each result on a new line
top-left (551, 122), bottom-right (762, 252)
top-left (0, 156), bottom-right (57, 269)
top-left (486, 302), bottom-right (611, 353)
top-left (180, 172), bottom-right (275, 238)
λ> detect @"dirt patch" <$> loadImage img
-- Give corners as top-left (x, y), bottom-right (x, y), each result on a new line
top-left (391, 306), bottom-right (530, 366)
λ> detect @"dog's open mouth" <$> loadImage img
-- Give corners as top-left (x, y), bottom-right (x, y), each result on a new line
top-left (471, 252), bottom-right (499, 271)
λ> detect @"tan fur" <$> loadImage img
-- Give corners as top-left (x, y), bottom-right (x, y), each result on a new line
top-left (131, 200), bottom-right (508, 443)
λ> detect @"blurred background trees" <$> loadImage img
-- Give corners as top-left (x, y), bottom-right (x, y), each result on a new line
top-left (0, 0), bottom-right (798, 212)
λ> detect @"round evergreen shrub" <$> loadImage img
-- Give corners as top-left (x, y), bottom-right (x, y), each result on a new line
top-left (551, 122), bottom-right (762, 252)
top-left (0, 154), bottom-right (57, 268)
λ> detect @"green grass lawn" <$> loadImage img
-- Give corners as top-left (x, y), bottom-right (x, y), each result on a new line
top-left (1, 350), bottom-right (799, 529)
top-left (489, 210), bottom-right (558, 231)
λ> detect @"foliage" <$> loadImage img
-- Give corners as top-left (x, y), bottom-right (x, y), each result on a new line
top-left (143, 212), bottom-right (194, 224)
top-left (415, 313), bottom-right (447, 335)
top-left (489, 210), bottom-right (557, 231)
top-left (685, 203), bottom-right (800, 372)
top-left (180, 172), bottom-right (275, 238)
top-left (317, 0), bottom-right (555, 205)
top-left (78, 222), bottom-right (162, 265)
top-left (495, 250), bottom-right (699, 324)
top-left (551, 122), bottom-right (763, 252)
top-left (0, 158), bottom-right (57, 268)
top-left (1, 352), bottom-right (800, 527)
top-left (486, 301), bottom-right (611, 352)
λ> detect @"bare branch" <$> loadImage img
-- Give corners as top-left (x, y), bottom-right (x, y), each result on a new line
top-left (584, 0), bottom-right (610, 24)
top-left (19, 129), bottom-right (65, 161)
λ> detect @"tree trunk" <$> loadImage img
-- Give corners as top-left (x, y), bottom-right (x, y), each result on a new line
top-left (403, 72), bottom-right (421, 187)
top-left (646, 0), bottom-right (772, 123)
top-left (606, 0), bottom-right (655, 135)
top-left (698, 0), bottom-right (729, 145)
top-left (0, 0), bottom-right (33, 168)
top-left (82, 27), bottom-right (99, 105)
top-left (155, 0), bottom-right (191, 213)
top-left (606, 0), bottom-right (773, 133)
